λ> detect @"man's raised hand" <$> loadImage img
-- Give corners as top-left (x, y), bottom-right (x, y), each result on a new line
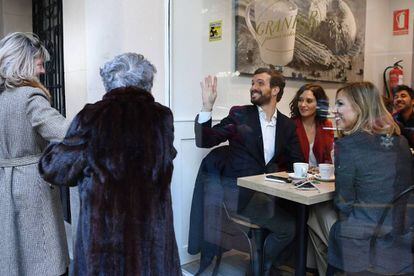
top-left (200, 75), bottom-right (217, 112)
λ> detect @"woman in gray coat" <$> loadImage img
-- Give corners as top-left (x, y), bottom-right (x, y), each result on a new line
top-left (327, 82), bottom-right (413, 274)
top-left (0, 32), bottom-right (69, 275)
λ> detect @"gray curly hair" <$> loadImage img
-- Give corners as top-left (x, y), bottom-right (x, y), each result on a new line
top-left (100, 52), bottom-right (156, 92)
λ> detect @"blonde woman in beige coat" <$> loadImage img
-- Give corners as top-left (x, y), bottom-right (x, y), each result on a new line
top-left (0, 32), bottom-right (69, 275)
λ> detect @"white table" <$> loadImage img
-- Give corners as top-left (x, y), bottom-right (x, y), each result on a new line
top-left (238, 172), bottom-right (335, 205)
top-left (237, 172), bottom-right (335, 276)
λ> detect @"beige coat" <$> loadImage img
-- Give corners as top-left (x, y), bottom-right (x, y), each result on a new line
top-left (0, 86), bottom-right (70, 275)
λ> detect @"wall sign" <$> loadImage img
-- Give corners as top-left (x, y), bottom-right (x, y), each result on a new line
top-left (235, 0), bottom-right (367, 83)
top-left (209, 20), bottom-right (222, 42)
top-left (393, 9), bottom-right (409, 36)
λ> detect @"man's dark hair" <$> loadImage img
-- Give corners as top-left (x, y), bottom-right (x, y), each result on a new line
top-left (392, 85), bottom-right (414, 99)
top-left (253, 67), bottom-right (285, 102)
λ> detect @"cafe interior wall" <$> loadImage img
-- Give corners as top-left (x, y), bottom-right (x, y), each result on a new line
top-left (171, 0), bottom-right (414, 122)
top-left (62, 0), bottom-right (169, 120)
top-left (0, 0), bottom-right (32, 38)
top-left (170, 0), bottom-right (414, 264)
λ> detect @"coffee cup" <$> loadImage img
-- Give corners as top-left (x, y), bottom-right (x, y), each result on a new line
top-left (293, 162), bottom-right (309, 178)
top-left (245, 0), bottom-right (298, 66)
top-left (319, 163), bottom-right (334, 180)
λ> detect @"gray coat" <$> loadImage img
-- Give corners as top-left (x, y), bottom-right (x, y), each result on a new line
top-left (328, 131), bottom-right (413, 274)
top-left (0, 86), bottom-right (70, 275)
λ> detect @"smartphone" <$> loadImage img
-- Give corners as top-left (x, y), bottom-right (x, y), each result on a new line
top-left (265, 174), bottom-right (291, 183)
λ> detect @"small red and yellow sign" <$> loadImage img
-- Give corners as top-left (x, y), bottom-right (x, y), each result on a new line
top-left (209, 20), bottom-right (222, 42)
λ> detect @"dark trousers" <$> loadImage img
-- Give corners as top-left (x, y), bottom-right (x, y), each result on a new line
top-left (240, 192), bottom-right (296, 266)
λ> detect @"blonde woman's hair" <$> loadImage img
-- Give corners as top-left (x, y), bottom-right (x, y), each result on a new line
top-left (0, 32), bottom-right (51, 98)
top-left (337, 82), bottom-right (400, 136)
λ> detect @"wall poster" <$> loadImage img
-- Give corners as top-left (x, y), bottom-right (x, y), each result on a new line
top-left (235, 0), bottom-right (367, 83)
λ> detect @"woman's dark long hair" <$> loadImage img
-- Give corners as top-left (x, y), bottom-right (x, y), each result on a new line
top-left (289, 83), bottom-right (329, 123)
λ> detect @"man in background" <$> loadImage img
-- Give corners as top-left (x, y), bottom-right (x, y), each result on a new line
top-left (393, 85), bottom-right (414, 148)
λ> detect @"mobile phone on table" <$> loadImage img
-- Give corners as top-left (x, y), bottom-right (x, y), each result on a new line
top-left (294, 181), bottom-right (316, 190)
top-left (265, 174), bottom-right (291, 183)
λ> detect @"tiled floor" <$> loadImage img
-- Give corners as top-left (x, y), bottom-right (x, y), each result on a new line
top-left (181, 250), bottom-right (298, 276)
top-left (181, 251), bottom-right (249, 276)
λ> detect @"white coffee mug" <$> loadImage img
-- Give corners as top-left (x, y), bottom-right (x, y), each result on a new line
top-left (294, 162), bottom-right (309, 178)
top-left (245, 0), bottom-right (298, 66)
top-left (319, 163), bottom-right (334, 180)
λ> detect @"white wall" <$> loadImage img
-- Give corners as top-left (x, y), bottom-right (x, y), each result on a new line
top-left (388, 0), bottom-right (414, 88)
top-left (63, 0), bottom-right (87, 120)
top-left (64, 0), bottom-right (168, 119)
top-left (364, 0), bottom-right (414, 92)
top-left (83, 0), bottom-right (168, 104)
top-left (0, 0), bottom-right (32, 37)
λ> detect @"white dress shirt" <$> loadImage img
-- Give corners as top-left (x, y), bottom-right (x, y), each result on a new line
top-left (198, 106), bottom-right (277, 165)
top-left (257, 106), bottom-right (277, 164)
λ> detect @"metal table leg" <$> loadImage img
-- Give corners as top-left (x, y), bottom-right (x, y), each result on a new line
top-left (295, 204), bottom-right (309, 276)
top-left (250, 228), bottom-right (267, 276)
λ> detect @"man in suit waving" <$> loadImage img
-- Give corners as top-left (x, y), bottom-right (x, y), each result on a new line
top-left (194, 67), bottom-right (304, 274)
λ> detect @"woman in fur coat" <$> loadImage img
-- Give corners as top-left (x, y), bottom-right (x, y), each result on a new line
top-left (39, 53), bottom-right (181, 276)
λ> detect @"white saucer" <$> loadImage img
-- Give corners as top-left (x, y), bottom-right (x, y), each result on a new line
top-left (288, 172), bottom-right (309, 180)
top-left (314, 174), bottom-right (335, 182)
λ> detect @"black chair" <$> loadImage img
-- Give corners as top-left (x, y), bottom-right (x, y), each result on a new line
top-left (221, 202), bottom-right (269, 276)
top-left (327, 185), bottom-right (414, 276)
top-left (369, 185), bottom-right (414, 275)
top-left (189, 146), bottom-right (270, 276)
top-left (197, 179), bottom-right (270, 276)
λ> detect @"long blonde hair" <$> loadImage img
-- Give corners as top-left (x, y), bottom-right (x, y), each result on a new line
top-left (0, 32), bottom-right (51, 98)
top-left (337, 82), bottom-right (400, 136)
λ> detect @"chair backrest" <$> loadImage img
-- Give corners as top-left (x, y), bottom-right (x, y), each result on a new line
top-left (194, 145), bottom-right (252, 253)
top-left (369, 185), bottom-right (414, 274)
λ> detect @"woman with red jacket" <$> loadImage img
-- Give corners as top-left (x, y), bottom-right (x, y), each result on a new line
top-left (290, 83), bottom-right (336, 275)
top-left (289, 83), bottom-right (334, 167)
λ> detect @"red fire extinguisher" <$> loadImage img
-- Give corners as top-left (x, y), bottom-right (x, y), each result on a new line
top-left (383, 60), bottom-right (403, 98)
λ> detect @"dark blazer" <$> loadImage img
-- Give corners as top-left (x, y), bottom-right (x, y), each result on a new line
top-left (195, 105), bottom-right (304, 177)
top-left (328, 131), bottom-right (413, 274)
top-left (39, 87), bottom-right (181, 276)
top-left (394, 111), bottom-right (414, 148)
top-left (293, 117), bottom-right (334, 164)
top-left (188, 105), bottom-right (303, 256)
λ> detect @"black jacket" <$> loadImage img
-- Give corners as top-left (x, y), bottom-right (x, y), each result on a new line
top-left (195, 105), bottom-right (303, 177)
top-left (394, 111), bottom-right (414, 148)
top-left (328, 131), bottom-right (413, 274)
